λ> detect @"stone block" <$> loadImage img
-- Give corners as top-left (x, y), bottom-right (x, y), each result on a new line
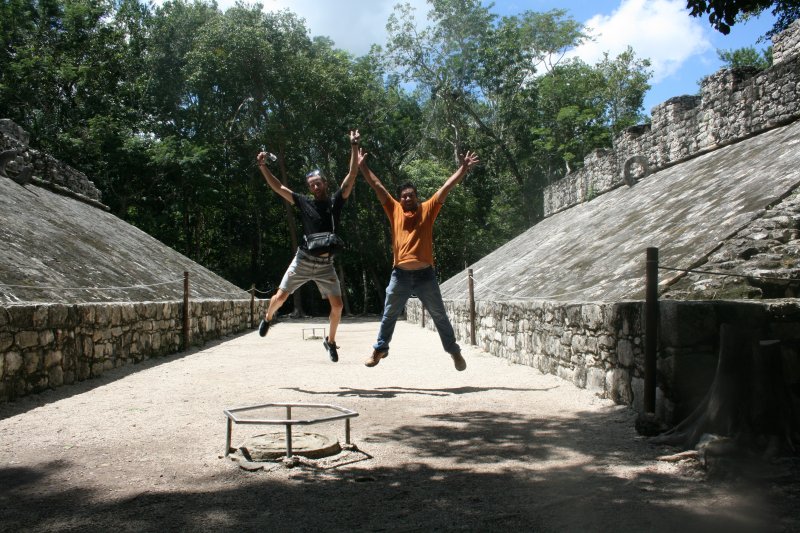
top-left (110, 306), bottom-right (122, 325)
top-left (95, 306), bottom-right (110, 325)
top-left (44, 350), bottom-right (63, 368)
top-left (556, 365), bottom-right (574, 383)
top-left (15, 330), bottom-right (39, 349)
top-left (48, 365), bottom-right (64, 387)
top-left (586, 367), bottom-right (606, 393)
top-left (0, 332), bottom-right (13, 352)
top-left (32, 306), bottom-right (49, 328)
top-left (617, 339), bottom-right (634, 367)
top-left (91, 362), bottom-right (104, 376)
top-left (24, 351), bottom-right (41, 374)
top-left (48, 304), bottom-right (69, 325)
top-left (38, 330), bottom-right (54, 346)
top-left (81, 305), bottom-right (95, 323)
top-left (580, 304), bottom-right (603, 330)
top-left (7, 306), bottom-right (34, 328)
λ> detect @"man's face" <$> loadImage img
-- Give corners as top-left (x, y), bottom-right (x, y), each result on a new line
top-left (307, 175), bottom-right (328, 200)
top-left (399, 187), bottom-right (418, 212)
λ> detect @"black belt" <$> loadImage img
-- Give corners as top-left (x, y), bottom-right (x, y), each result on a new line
top-left (297, 249), bottom-right (334, 264)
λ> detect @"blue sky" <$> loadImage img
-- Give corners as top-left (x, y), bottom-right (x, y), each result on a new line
top-left (211, 0), bottom-right (777, 114)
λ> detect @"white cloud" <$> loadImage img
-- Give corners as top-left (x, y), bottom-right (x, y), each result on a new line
top-left (256, 0), bottom-right (431, 56)
top-left (566, 0), bottom-right (711, 82)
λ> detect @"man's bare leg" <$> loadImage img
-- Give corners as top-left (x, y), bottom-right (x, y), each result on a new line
top-left (327, 295), bottom-right (343, 343)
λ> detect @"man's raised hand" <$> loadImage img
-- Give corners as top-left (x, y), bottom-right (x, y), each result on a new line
top-left (461, 151), bottom-right (480, 171)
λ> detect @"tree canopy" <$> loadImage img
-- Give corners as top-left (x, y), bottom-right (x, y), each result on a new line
top-left (686, 0), bottom-right (800, 37)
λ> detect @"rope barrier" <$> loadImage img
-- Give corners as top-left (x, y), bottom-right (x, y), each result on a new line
top-left (659, 265), bottom-right (798, 283)
top-left (464, 272), bottom-right (637, 301)
top-left (0, 279), bottom-right (185, 291)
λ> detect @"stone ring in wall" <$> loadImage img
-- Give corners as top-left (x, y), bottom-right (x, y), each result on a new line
top-left (623, 155), bottom-right (650, 187)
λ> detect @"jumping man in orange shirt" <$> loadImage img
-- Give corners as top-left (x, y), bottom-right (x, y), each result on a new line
top-left (358, 146), bottom-right (479, 371)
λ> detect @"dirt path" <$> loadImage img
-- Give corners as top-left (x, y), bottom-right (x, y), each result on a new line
top-left (1, 318), bottom-right (797, 532)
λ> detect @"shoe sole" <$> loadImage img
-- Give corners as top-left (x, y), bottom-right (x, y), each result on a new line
top-left (258, 320), bottom-right (269, 337)
top-left (364, 351), bottom-right (388, 367)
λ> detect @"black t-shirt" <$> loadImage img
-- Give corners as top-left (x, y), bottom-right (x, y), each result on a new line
top-left (292, 188), bottom-right (345, 254)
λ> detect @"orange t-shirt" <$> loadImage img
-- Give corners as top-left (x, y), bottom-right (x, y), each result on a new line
top-left (382, 192), bottom-right (443, 267)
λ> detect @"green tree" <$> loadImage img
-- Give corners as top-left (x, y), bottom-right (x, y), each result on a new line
top-left (717, 45), bottom-right (773, 67)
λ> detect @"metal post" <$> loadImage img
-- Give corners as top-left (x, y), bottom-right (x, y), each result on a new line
top-left (285, 424), bottom-right (293, 458)
top-left (250, 283), bottom-right (255, 328)
top-left (468, 268), bottom-right (476, 346)
top-left (225, 417), bottom-right (232, 457)
top-left (345, 418), bottom-right (351, 444)
top-left (421, 306), bottom-right (425, 328)
top-left (644, 247), bottom-right (659, 413)
top-left (285, 405), bottom-right (293, 457)
top-left (183, 271), bottom-right (190, 350)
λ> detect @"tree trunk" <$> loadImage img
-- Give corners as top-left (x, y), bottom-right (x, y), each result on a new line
top-left (652, 324), bottom-right (799, 454)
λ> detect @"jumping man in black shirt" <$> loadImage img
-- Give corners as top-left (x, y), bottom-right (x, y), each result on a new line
top-left (255, 130), bottom-right (360, 362)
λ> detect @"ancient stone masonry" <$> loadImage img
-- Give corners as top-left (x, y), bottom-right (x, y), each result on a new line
top-left (0, 299), bottom-right (254, 402)
top-left (664, 186), bottom-right (800, 300)
top-left (407, 298), bottom-right (800, 421)
top-left (0, 119), bottom-right (104, 208)
top-left (544, 19), bottom-right (800, 217)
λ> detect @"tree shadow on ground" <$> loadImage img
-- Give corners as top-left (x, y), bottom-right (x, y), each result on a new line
top-left (1, 407), bottom-right (794, 533)
top-left (282, 385), bottom-right (557, 399)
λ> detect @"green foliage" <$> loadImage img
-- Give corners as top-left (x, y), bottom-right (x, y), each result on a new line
top-left (717, 45), bottom-right (773, 68)
top-left (686, 0), bottom-right (800, 37)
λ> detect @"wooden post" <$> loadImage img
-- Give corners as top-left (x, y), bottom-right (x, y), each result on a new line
top-left (644, 247), bottom-right (658, 413)
top-left (183, 271), bottom-right (190, 350)
top-left (249, 283), bottom-right (255, 328)
top-left (468, 268), bottom-right (476, 346)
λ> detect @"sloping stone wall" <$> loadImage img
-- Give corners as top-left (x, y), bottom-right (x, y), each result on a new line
top-left (407, 298), bottom-right (800, 421)
top-left (0, 299), bottom-right (258, 403)
top-left (544, 19), bottom-right (800, 217)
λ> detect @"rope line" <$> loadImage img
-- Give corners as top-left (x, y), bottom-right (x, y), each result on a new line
top-left (0, 279), bottom-right (184, 291)
top-left (659, 265), bottom-right (798, 283)
top-left (464, 272), bottom-right (636, 301)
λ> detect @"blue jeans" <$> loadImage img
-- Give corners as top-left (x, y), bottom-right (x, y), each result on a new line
top-left (373, 267), bottom-right (460, 355)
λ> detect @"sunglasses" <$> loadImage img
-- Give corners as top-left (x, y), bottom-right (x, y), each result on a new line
top-left (305, 169), bottom-right (322, 179)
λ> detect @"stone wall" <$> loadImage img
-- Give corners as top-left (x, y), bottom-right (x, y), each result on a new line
top-left (663, 186), bottom-right (800, 300)
top-left (407, 298), bottom-right (800, 422)
top-left (0, 119), bottom-right (104, 206)
top-left (0, 298), bottom-right (258, 402)
top-left (543, 19), bottom-right (800, 217)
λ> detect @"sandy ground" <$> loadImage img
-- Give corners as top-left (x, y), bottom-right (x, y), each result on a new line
top-left (1, 317), bottom-right (798, 532)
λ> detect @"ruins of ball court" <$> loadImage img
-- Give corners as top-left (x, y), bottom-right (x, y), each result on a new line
top-left (2, 20), bottom-right (800, 435)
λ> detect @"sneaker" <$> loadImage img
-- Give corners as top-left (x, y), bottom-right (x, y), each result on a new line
top-left (364, 349), bottom-right (388, 367)
top-left (323, 337), bottom-right (339, 363)
top-left (450, 351), bottom-right (466, 371)
top-left (258, 318), bottom-right (270, 337)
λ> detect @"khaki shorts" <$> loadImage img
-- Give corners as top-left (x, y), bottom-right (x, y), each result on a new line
top-left (279, 251), bottom-right (341, 298)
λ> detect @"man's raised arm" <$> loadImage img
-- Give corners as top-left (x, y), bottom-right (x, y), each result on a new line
top-left (358, 148), bottom-right (390, 205)
top-left (257, 151), bottom-right (294, 204)
top-left (340, 130), bottom-right (360, 200)
top-left (436, 150), bottom-right (479, 204)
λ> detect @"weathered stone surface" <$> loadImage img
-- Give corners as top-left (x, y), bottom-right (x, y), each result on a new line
top-left (23, 351), bottom-right (41, 374)
top-left (442, 119), bottom-right (800, 304)
top-left (5, 352), bottom-right (22, 374)
top-left (15, 330), bottom-right (39, 349)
